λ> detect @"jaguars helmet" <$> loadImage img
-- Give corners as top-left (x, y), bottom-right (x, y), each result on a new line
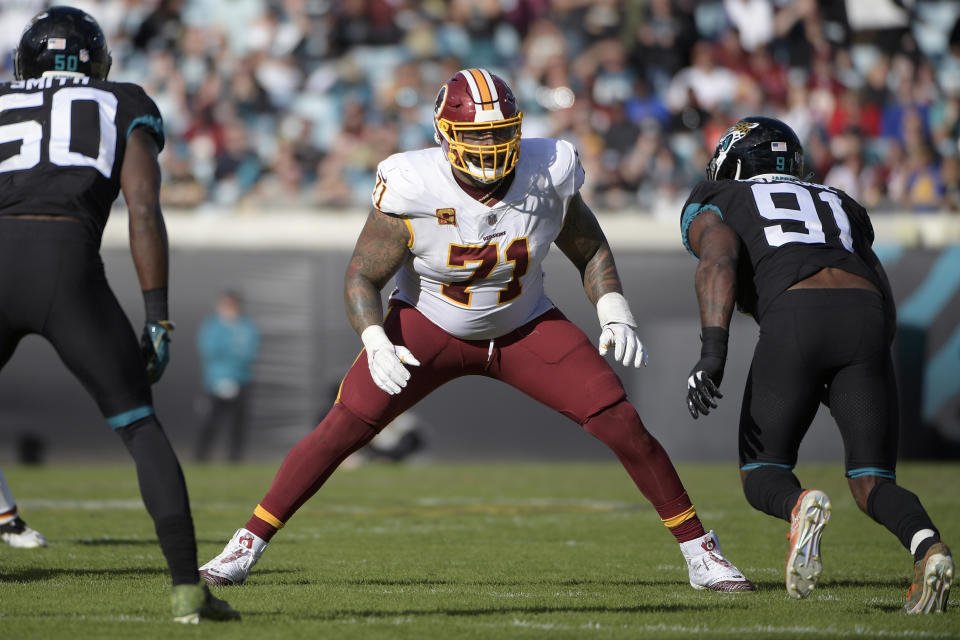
top-left (707, 116), bottom-right (803, 181)
top-left (15, 6), bottom-right (112, 81)
top-left (434, 68), bottom-right (523, 184)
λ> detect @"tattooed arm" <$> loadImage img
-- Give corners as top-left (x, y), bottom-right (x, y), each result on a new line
top-left (684, 210), bottom-right (740, 418)
top-left (687, 211), bottom-right (740, 330)
top-left (344, 209), bottom-right (420, 395)
top-left (344, 208), bottom-right (411, 336)
top-left (556, 193), bottom-right (647, 368)
top-left (554, 193), bottom-right (623, 304)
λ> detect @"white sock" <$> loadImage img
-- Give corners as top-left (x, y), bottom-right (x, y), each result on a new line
top-left (910, 529), bottom-right (936, 556)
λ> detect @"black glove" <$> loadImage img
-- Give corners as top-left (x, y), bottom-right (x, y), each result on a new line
top-left (687, 326), bottom-right (728, 419)
top-left (141, 320), bottom-right (175, 383)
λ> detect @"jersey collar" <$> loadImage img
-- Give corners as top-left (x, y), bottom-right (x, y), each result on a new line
top-left (747, 173), bottom-right (800, 182)
top-left (41, 71), bottom-right (89, 78)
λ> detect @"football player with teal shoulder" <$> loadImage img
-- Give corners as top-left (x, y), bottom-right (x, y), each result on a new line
top-left (682, 116), bottom-right (953, 612)
top-left (0, 6), bottom-right (237, 623)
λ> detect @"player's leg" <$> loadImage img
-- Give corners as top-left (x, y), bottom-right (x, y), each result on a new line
top-left (249, 304), bottom-right (462, 538)
top-left (738, 367), bottom-right (821, 523)
top-left (201, 304), bottom-right (470, 585)
top-left (0, 234), bottom-right (48, 548)
top-left (828, 291), bottom-right (952, 613)
top-left (738, 293), bottom-right (832, 599)
top-left (0, 465), bottom-right (48, 548)
top-left (493, 309), bottom-right (753, 591)
top-left (0, 324), bottom-right (47, 548)
top-left (42, 237), bottom-right (237, 621)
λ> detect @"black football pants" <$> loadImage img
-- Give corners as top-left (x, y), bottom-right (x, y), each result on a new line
top-left (0, 217), bottom-right (200, 585)
top-left (0, 218), bottom-right (152, 423)
top-left (739, 288), bottom-right (899, 477)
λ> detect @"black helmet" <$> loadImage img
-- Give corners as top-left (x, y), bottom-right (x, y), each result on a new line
top-left (14, 6), bottom-right (112, 81)
top-left (706, 116), bottom-right (803, 181)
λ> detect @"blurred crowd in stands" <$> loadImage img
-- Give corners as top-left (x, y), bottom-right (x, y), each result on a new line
top-left (2, 0), bottom-right (958, 216)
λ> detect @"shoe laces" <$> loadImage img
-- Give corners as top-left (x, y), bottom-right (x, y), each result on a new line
top-left (691, 549), bottom-right (733, 574)
top-left (219, 547), bottom-right (251, 565)
top-left (705, 551), bottom-right (733, 570)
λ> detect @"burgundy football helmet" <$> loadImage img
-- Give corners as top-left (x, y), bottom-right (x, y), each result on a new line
top-left (433, 68), bottom-right (523, 183)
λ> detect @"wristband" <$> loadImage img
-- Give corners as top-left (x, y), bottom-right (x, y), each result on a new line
top-left (360, 324), bottom-right (391, 352)
top-left (596, 292), bottom-right (637, 328)
top-left (700, 326), bottom-right (729, 359)
top-left (143, 287), bottom-right (169, 323)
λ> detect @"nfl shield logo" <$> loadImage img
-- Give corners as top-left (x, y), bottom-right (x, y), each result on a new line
top-left (436, 208), bottom-right (456, 225)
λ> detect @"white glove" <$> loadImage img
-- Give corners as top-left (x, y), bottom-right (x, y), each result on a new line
top-left (361, 325), bottom-right (421, 395)
top-left (596, 292), bottom-right (649, 368)
top-left (598, 322), bottom-right (648, 368)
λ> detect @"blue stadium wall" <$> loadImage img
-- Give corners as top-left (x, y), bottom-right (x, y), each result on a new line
top-left (0, 229), bottom-right (957, 465)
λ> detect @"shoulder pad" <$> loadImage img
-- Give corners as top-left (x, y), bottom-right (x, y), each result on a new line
top-left (680, 181), bottom-right (732, 258)
top-left (113, 82), bottom-right (165, 151)
top-left (839, 190), bottom-right (874, 245)
top-left (522, 138), bottom-right (584, 198)
top-left (372, 151), bottom-right (430, 216)
top-left (556, 138), bottom-right (585, 197)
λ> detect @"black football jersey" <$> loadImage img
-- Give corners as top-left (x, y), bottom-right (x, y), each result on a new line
top-left (681, 177), bottom-right (882, 319)
top-left (0, 75), bottom-right (164, 240)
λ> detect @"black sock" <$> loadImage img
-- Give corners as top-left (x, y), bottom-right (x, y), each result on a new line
top-left (118, 416), bottom-right (199, 586)
top-left (865, 481), bottom-right (939, 559)
top-left (914, 537), bottom-right (939, 563)
top-left (743, 465), bottom-right (803, 522)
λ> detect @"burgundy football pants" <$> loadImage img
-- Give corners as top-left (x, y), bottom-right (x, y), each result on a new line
top-left (250, 304), bottom-right (700, 541)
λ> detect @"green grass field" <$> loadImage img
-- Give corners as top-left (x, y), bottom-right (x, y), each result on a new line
top-left (0, 461), bottom-right (957, 639)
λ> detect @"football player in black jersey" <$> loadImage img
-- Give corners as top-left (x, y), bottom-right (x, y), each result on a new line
top-left (0, 7), bottom-right (238, 623)
top-left (681, 116), bottom-right (953, 612)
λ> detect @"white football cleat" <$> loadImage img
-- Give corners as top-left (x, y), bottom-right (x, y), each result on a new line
top-left (199, 528), bottom-right (267, 586)
top-left (785, 489), bottom-right (831, 599)
top-left (681, 530), bottom-right (755, 592)
top-left (0, 516), bottom-right (48, 548)
top-left (904, 541), bottom-right (953, 614)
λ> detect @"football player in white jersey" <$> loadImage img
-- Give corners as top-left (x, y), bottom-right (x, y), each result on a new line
top-left (201, 69), bottom-right (754, 594)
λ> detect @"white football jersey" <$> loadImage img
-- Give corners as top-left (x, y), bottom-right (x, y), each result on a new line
top-left (372, 138), bottom-right (585, 340)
